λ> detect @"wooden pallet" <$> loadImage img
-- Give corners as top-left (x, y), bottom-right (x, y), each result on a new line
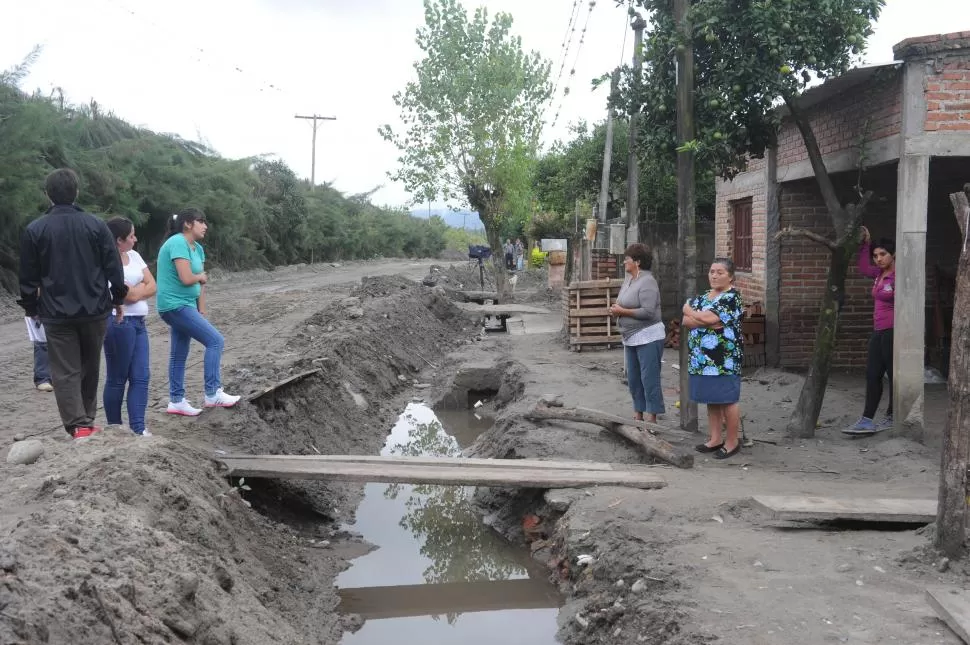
top-left (564, 279), bottom-right (625, 351)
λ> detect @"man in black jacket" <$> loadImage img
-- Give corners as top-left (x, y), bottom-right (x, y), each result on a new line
top-left (17, 169), bottom-right (128, 439)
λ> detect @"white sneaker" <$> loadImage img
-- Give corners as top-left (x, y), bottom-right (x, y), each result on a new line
top-left (137, 429), bottom-right (153, 438)
top-left (204, 389), bottom-right (241, 408)
top-left (36, 382), bottom-right (53, 392)
top-left (167, 399), bottom-right (202, 416)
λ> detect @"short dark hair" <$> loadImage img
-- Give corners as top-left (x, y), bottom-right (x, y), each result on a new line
top-left (45, 168), bottom-right (80, 206)
top-left (872, 238), bottom-right (895, 256)
top-left (106, 217), bottom-right (134, 243)
top-left (712, 257), bottom-right (736, 278)
top-left (168, 207), bottom-right (206, 236)
top-left (624, 243), bottom-right (652, 271)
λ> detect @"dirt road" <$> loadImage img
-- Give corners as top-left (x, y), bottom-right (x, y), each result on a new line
top-left (0, 259), bottom-right (431, 444)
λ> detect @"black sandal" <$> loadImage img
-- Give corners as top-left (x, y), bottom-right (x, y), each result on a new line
top-left (695, 442), bottom-right (724, 454)
top-left (713, 444), bottom-right (742, 460)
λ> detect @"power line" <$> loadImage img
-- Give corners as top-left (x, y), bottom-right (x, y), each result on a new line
top-left (551, 0), bottom-right (598, 128)
top-left (549, 0), bottom-right (583, 101)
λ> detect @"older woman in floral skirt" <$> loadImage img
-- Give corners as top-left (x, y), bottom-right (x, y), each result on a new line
top-left (682, 258), bottom-right (745, 460)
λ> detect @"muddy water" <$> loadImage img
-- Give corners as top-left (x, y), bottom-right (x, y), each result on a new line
top-left (337, 403), bottom-right (562, 644)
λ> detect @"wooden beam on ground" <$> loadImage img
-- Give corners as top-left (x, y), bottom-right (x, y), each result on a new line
top-left (247, 369), bottom-right (321, 403)
top-left (459, 290), bottom-right (500, 302)
top-left (338, 579), bottom-right (561, 620)
top-left (217, 455), bottom-right (667, 490)
top-left (524, 403), bottom-right (694, 469)
top-left (751, 495), bottom-right (937, 524)
top-left (456, 302), bottom-right (552, 316)
top-left (927, 587), bottom-right (970, 644)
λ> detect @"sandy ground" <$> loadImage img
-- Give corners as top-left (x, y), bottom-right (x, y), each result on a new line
top-left (0, 260), bottom-right (963, 645)
top-left (470, 328), bottom-right (960, 645)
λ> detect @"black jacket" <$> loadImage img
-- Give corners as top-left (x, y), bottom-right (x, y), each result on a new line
top-left (17, 204), bottom-right (128, 323)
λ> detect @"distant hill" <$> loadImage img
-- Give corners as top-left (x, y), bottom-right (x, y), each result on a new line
top-left (410, 208), bottom-right (484, 230)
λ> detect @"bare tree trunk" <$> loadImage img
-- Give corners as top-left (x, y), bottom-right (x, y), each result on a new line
top-left (936, 186), bottom-right (970, 558)
top-left (781, 95), bottom-right (873, 438)
top-left (786, 239), bottom-right (852, 437)
top-left (482, 217), bottom-right (510, 299)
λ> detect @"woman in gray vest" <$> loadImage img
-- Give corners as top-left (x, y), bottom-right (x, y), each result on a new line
top-left (609, 243), bottom-right (666, 424)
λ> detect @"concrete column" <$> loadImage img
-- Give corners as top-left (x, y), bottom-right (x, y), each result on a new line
top-left (893, 59), bottom-right (929, 439)
top-left (764, 147), bottom-right (782, 367)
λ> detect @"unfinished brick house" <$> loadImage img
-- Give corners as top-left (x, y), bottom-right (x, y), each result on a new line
top-left (714, 31), bottom-right (970, 434)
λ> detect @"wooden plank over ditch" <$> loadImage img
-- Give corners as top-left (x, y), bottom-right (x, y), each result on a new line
top-left (217, 455), bottom-right (668, 489)
top-left (926, 587), bottom-right (970, 644)
top-left (456, 303), bottom-right (552, 316)
top-left (751, 495), bottom-right (937, 523)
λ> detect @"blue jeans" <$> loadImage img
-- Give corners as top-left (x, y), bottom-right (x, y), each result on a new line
top-left (625, 339), bottom-right (666, 416)
top-left (160, 306), bottom-right (224, 400)
top-left (103, 316), bottom-right (150, 433)
top-left (33, 341), bottom-right (51, 385)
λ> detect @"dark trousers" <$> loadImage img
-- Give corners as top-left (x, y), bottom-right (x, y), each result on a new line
top-left (45, 318), bottom-right (109, 435)
top-left (864, 328), bottom-right (893, 419)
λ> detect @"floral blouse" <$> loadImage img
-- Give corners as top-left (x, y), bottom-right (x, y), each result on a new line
top-left (687, 288), bottom-right (744, 376)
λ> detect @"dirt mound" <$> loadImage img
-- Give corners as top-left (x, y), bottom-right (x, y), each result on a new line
top-left (0, 276), bottom-right (472, 645)
top-left (0, 436), bottom-right (335, 645)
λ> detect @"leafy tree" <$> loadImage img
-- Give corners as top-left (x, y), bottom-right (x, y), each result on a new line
top-left (380, 0), bottom-right (552, 294)
top-left (621, 0), bottom-right (884, 437)
top-left (532, 118), bottom-right (716, 226)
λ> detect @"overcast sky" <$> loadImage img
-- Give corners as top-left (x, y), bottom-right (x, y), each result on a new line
top-left (1, 0), bottom-right (963, 210)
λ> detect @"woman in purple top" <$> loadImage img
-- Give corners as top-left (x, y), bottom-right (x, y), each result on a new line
top-left (844, 226), bottom-right (896, 435)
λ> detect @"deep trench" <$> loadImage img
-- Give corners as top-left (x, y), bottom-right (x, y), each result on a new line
top-left (235, 365), bottom-right (564, 644)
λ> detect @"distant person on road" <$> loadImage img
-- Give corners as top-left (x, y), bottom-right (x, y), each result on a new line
top-left (504, 239), bottom-right (515, 271)
top-left (156, 208), bottom-right (240, 416)
top-left (17, 168), bottom-right (128, 439)
top-left (514, 238), bottom-right (525, 271)
top-left (27, 315), bottom-right (53, 392)
top-left (843, 227), bottom-right (896, 436)
top-left (103, 217), bottom-right (157, 437)
top-left (683, 258), bottom-right (745, 460)
top-left (610, 244), bottom-right (666, 426)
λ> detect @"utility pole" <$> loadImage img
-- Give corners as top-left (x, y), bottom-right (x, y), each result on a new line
top-left (597, 70), bottom-right (620, 226)
top-left (626, 16), bottom-right (646, 244)
top-left (294, 114), bottom-right (336, 191)
top-left (674, 0), bottom-right (698, 433)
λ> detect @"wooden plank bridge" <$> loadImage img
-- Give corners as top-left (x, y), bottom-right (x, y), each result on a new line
top-left (216, 454), bottom-right (667, 490)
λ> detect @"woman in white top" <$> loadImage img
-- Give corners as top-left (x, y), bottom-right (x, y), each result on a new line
top-left (103, 217), bottom-right (157, 436)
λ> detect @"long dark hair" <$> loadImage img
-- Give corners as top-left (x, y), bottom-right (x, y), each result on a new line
top-left (106, 216), bottom-right (134, 243)
top-left (168, 207), bottom-right (205, 236)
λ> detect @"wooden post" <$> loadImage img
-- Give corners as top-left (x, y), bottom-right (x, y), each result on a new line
top-left (936, 185), bottom-right (970, 558)
top-left (294, 114), bottom-right (336, 190)
top-left (674, 0), bottom-right (698, 432)
top-left (626, 17), bottom-right (646, 242)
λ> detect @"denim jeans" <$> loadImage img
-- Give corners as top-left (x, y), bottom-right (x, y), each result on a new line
top-left (159, 306), bottom-right (224, 400)
top-left (103, 316), bottom-right (150, 433)
top-left (625, 339), bottom-right (666, 415)
top-left (33, 341), bottom-right (51, 385)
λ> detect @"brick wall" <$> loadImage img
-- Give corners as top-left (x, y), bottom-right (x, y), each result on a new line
top-left (925, 56), bottom-right (970, 132)
top-left (775, 72), bottom-right (903, 168)
top-left (778, 166), bottom-right (899, 370)
top-left (591, 249), bottom-right (617, 281)
top-left (714, 169), bottom-right (768, 306)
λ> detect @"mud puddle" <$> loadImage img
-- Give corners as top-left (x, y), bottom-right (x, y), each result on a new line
top-left (337, 402), bottom-right (562, 644)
